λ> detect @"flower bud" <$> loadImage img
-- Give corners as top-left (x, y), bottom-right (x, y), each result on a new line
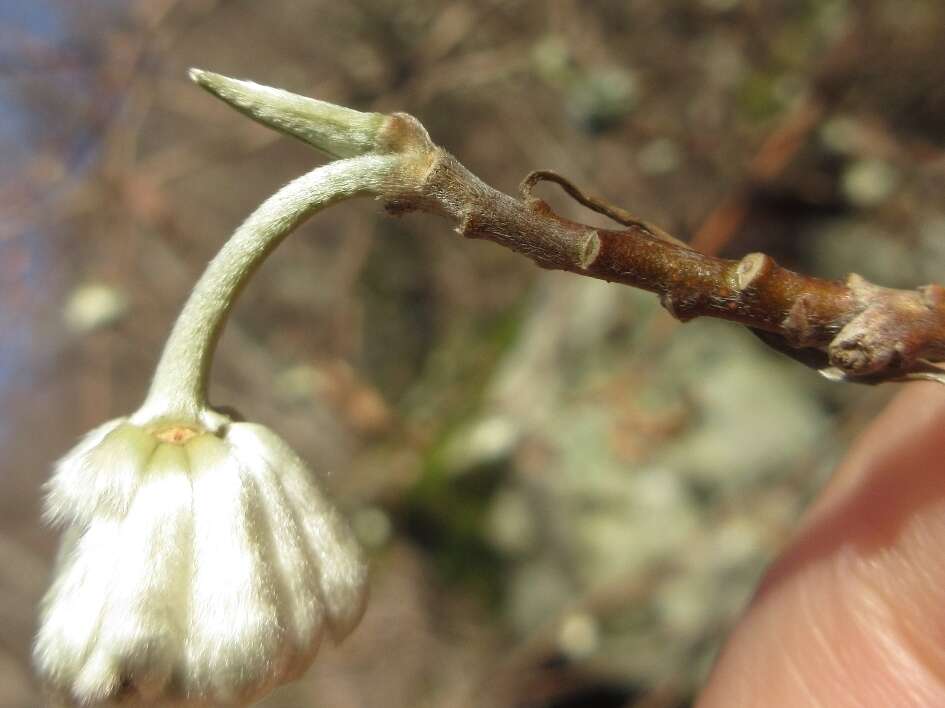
top-left (35, 418), bottom-right (367, 706)
top-left (35, 69), bottom-right (389, 706)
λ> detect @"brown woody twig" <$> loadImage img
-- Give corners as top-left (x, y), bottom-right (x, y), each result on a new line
top-left (193, 69), bottom-right (945, 386)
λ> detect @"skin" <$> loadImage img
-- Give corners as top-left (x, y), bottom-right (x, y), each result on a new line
top-left (699, 382), bottom-right (945, 707)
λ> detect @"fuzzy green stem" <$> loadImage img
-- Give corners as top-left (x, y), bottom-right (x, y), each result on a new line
top-left (133, 154), bottom-right (401, 425)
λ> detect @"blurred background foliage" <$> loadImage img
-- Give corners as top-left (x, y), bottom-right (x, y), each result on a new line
top-left (3, 0), bottom-right (945, 706)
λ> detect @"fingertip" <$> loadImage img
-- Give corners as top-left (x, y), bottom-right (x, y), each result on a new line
top-left (700, 383), bottom-right (945, 708)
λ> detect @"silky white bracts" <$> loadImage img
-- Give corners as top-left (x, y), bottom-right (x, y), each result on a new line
top-left (35, 417), bottom-right (367, 706)
top-left (35, 69), bottom-right (391, 706)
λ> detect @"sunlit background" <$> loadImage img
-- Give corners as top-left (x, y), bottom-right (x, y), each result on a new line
top-left (3, 1), bottom-right (945, 705)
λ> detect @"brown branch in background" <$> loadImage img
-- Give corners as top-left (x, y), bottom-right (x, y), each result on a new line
top-left (195, 71), bottom-right (945, 386)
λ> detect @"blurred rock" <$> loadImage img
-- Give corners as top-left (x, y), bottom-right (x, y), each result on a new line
top-left (558, 611), bottom-right (600, 661)
top-left (566, 67), bottom-right (639, 133)
top-left (700, 35), bottom-right (747, 89)
top-left (486, 487), bottom-right (536, 555)
top-left (637, 138), bottom-right (682, 175)
top-left (531, 35), bottom-right (574, 86)
top-left (531, 35), bottom-right (638, 133)
top-left (352, 505), bottom-right (393, 550)
top-left (276, 361), bottom-right (391, 435)
top-left (842, 158), bottom-right (899, 208)
top-left (274, 363), bottom-right (325, 404)
top-left (476, 279), bottom-right (829, 688)
top-left (819, 115), bottom-right (870, 155)
top-left (62, 282), bottom-right (128, 334)
top-left (806, 219), bottom-right (918, 288)
top-left (442, 414), bottom-right (520, 477)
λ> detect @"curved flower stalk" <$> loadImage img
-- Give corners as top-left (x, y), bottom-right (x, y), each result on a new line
top-left (34, 70), bottom-right (435, 707)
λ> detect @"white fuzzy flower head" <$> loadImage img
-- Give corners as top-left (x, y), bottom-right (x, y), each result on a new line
top-left (35, 413), bottom-right (367, 706)
top-left (32, 69), bottom-right (400, 707)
